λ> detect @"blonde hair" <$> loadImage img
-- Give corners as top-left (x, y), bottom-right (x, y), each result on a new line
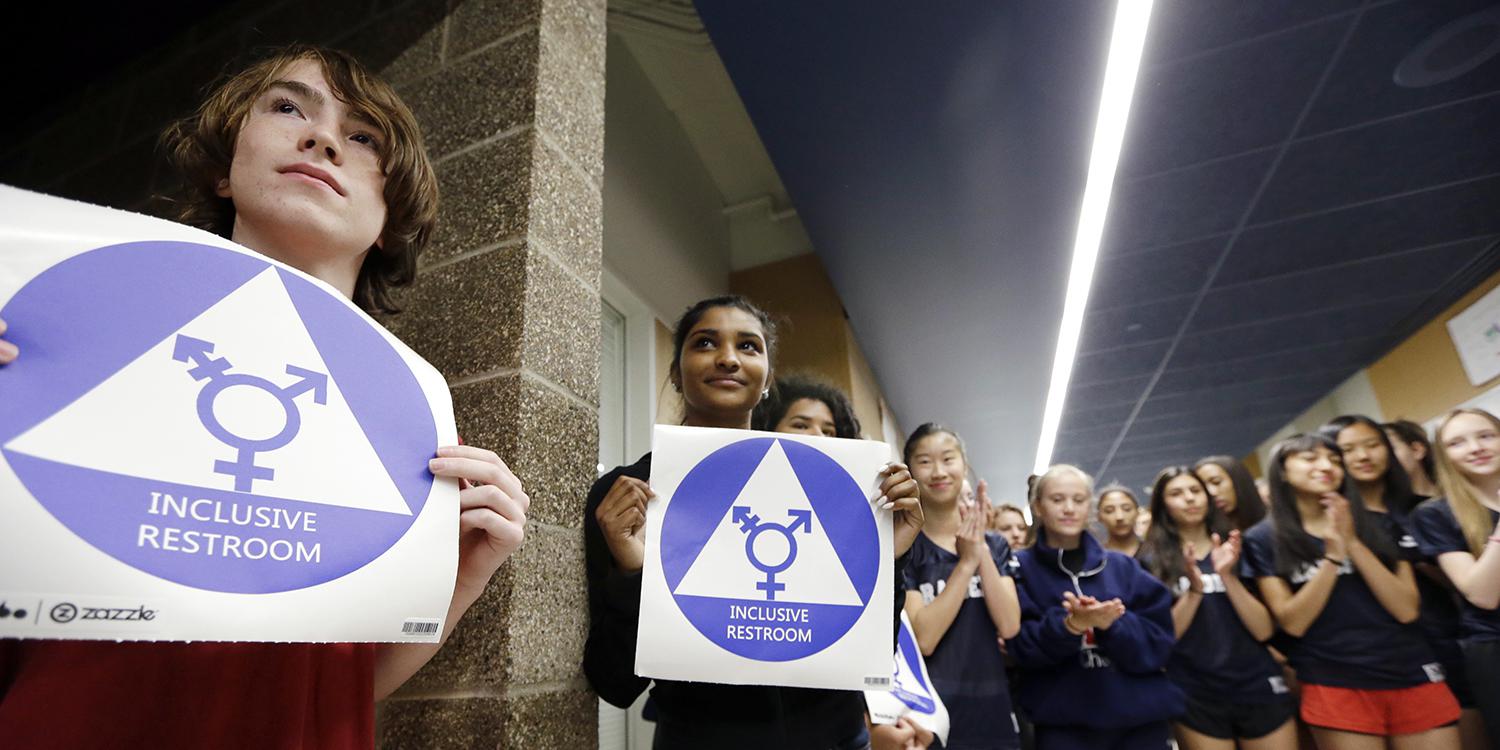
top-left (990, 502), bottom-right (1033, 547)
top-left (1028, 464), bottom-right (1095, 505)
top-left (1433, 408), bottom-right (1500, 556)
top-left (161, 44), bottom-right (438, 314)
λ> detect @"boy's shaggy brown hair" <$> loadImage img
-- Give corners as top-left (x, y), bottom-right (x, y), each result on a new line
top-left (161, 44), bottom-right (437, 313)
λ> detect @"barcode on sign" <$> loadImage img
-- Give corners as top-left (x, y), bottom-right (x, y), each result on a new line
top-left (401, 619), bottom-right (440, 636)
top-left (864, 676), bottom-right (891, 688)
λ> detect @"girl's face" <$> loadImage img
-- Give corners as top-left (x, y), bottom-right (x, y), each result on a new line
top-left (995, 509), bottom-right (1028, 549)
top-left (909, 433), bottom-right (966, 505)
top-left (1036, 474), bottom-right (1091, 539)
top-left (1097, 491), bottom-right (1138, 539)
top-left (774, 398), bottom-right (837, 438)
top-left (1195, 463), bottom-right (1237, 515)
top-left (1385, 429), bottom-right (1426, 480)
top-left (1163, 474), bottom-right (1209, 529)
top-left (1282, 445), bottom-right (1344, 497)
top-left (1336, 422), bottom-right (1390, 485)
top-left (675, 306), bottom-right (770, 423)
top-left (1135, 511), bottom-right (1152, 538)
top-left (1440, 413), bottom-right (1500, 481)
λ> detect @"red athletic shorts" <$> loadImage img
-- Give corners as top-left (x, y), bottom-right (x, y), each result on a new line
top-left (1301, 682), bottom-right (1460, 736)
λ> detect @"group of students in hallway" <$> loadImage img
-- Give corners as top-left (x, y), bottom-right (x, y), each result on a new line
top-left (585, 293), bottom-right (1500, 750)
top-left (1, 39), bottom-right (1497, 750)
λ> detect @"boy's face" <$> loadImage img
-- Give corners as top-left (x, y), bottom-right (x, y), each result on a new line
top-left (218, 59), bottom-right (388, 282)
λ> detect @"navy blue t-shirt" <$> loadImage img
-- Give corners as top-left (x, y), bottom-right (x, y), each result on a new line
top-left (1165, 554), bottom-right (1288, 703)
top-left (1411, 498), bottom-right (1500, 645)
top-left (1241, 520), bottom-right (1441, 690)
top-left (1372, 507), bottom-right (1466, 666)
top-left (904, 531), bottom-right (1018, 750)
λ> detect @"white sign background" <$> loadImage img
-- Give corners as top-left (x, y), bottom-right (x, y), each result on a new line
top-left (638, 424), bottom-right (894, 690)
top-left (0, 186), bottom-right (458, 643)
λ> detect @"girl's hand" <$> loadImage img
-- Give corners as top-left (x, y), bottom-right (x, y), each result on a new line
top-left (1210, 531), bottom-right (1242, 578)
top-left (1182, 542), bottom-right (1204, 594)
top-left (902, 716), bottom-right (934, 749)
top-left (594, 475), bottom-right (654, 573)
top-left (870, 719), bottom-right (916, 750)
top-left (956, 499), bottom-right (988, 566)
top-left (0, 317), bottom-right (16, 365)
top-left (428, 445), bottom-right (529, 599)
top-left (877, 461), bottom-right (924, 557)
top-left (1320, 493), bottom-right (1354, 558)
top-left (975, 478), bottom-right (992, 507)
top-left (1062, 591), bottom-right (1126, 631)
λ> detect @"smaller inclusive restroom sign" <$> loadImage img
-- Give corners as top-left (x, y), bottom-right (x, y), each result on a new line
top-left (638, 425), bottom-right (894, 690)
top-left (0, 186), bottom-right (457, 643)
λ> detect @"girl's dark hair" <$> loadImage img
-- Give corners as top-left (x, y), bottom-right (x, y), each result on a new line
top-left (1318, 415), bottom-right (1420, 514)
top-left (670, 295), bottom-right (777, 384)
top-left (1265, 433), bottom-right (1398, 577)
top-left (752, 373), bottom-right (861, 439)
top-left (902, 423), bottom-right (966, 466)
top-left (1192, 455), bottom-right (1268, 531)
top-left (1384, 419), bottom-right (1436, 483)
top-left (1139, 466), bottom-right (1231, 589)
top-left (1096, 483), bottom-right (1140, 511)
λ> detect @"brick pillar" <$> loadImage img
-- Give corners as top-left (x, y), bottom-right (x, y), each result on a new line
top-left (378, 0), bottom-right (605, 747)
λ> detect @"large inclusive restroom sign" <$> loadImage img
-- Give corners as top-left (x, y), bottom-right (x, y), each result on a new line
top-left (0, 186), bottom-right (457, 643)
top-left (638, 425), bottom-right (893, 690)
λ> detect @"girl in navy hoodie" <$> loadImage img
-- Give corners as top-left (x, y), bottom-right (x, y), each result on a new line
top-left (1011, 464), bottom-right (1183, 750)
top-left (1138, 467), bottom-right (1296, 750)
top-left (1242, 433), bottom-right (1459, 749)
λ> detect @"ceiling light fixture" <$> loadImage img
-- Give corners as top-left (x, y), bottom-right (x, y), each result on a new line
top-left (1032, 0), bottom-right (1154, 475)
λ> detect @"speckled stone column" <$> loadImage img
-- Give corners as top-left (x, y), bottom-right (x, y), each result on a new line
top-left (376, 0), bottom-right (605, 747)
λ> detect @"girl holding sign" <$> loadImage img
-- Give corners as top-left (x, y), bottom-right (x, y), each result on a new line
top-left (1137, 467), bottom-right (1296, 750)
top-left (0, 46), bottom-right (529, 748)
top-left (584, 296), bottom-right (924, 750)
top-left (1413, 408), bottom-right (1500, 747)
top-left (902, 423), bottom-right (1022, 750)
top-left (1241, 434), bottom-right (1460, 749)
top-left (1009, 463), bottom-right (1183, 750)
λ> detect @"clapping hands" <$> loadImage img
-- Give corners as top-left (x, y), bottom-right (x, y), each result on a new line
top-left (1062, 590), bottom-right (1125, 632)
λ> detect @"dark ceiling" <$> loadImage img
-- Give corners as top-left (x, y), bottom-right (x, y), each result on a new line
top-left (1058, 0), bottom-right (1500, 492)
top-left (699, 0), bottom-right (1500, 494)
top-left (1, 3), bottom-right (225, 143)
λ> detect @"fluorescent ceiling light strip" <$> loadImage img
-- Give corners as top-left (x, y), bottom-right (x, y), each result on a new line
top-left (1032, 0), bottom-right (1155, 475)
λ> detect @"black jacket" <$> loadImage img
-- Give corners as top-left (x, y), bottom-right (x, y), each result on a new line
top-left (582, 452), bottom-right (907, 749)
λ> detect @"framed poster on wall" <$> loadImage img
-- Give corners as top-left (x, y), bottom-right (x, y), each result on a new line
top-left (1447, 283), bottom-right (1500, 387)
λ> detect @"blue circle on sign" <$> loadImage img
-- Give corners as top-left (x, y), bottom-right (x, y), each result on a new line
top-left (660, 437), bottom-right (879, 661)
top-left (0, 241), bottom-right (437, 593)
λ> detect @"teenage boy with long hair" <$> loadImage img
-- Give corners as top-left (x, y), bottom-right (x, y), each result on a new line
top-left (0, 45), bottom-right (528, 748)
